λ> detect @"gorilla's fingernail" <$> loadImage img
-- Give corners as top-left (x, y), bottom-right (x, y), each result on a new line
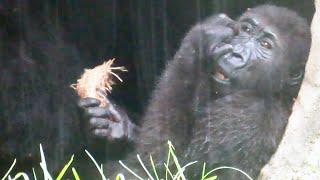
top-left (87, 107), bottom-right (110, 117)
top-left (90, 117), bottom-right (109, 128)
top-left (93, 129), bottom-right (109, 137)
top-left (218, 14), bottom-right (227, 18)
top-left (225, 44), bottom-right (233, 49)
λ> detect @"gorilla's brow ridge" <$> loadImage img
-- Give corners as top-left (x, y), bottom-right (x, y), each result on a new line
top-left (263, 29), bottom-right (277, 41)
top-left (241, 17), bottom-right (279, 45)
top-left (240, 18), bottom-right (259, 27)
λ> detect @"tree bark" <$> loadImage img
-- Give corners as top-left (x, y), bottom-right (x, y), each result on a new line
top-left (259, 0), bottom-right (320, 179)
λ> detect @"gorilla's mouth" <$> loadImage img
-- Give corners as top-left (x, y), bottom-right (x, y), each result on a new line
top-left (212, 68), bottom-right (231, 85)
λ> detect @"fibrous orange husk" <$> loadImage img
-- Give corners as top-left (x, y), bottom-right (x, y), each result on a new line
top-left (71, 58), bottom-right (127, 106)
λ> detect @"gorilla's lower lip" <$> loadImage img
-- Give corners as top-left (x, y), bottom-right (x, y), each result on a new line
top-left (212, 70), bottom-right (231, 85)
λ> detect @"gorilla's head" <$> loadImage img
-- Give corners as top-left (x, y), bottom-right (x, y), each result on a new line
top-left (212, 5), bottom-right (311, 95)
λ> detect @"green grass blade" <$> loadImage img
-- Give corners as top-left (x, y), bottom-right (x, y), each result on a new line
top-left (204, 177), bottom-right (217, 180)
top-left (203, 166), bottom-right (253, 180)
top-left (115, 174), bottom-right (125, 180)
top-left (32, 168), bottom-right (37, 180)
top-left (136, 155), bottom-right (154, 180)
top-left (56, 155), bottom-right (74, 180)
top-left (10, 172), bottom-right (29, 180)
top-left (1, 159), bottom-right (16, 180)
top-left (166, 141), bottom-right (172, 180)
top-left (39, 144), bottom-right (53, 180)
top-left (85, 149), bottom-right (107, 180)
top-left (201, 163), bottom-right (206, 180)
top-left (149, 155), bottom-right (160, 180)
top-left (72, 167), bottom-right (80, 180)
top-left (168, 141), bottom-right (187, 180)
top-left (163, 163), bottom-right (174, 180)
top-left (118, 160), bottom-right (144, 180)
top-left (172, 161), bottom-right (197, 180)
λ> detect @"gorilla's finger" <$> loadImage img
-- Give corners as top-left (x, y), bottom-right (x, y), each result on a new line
top-left (78, 98), bottom-right (101, 108)
top-left (210, 14), bottom-right (233, 26)
top-left (218, 26), bottom-right (236, 42)
top-left (217, 13), bottom-right (231, 20)
top-left (93, 129), bottom-right (110, 137)
top-left (211, 44), bottom-right (233, 60)
top-left (205, 26), bottom-right (235, 41)
top-left (217, 14), bottom-right (234, 26)
top-left (215, 14), bottom-right (239, 34)
top-left (205, 26), bottom-right (235, 51)
top-left (86, 107), bottom-right (111, 117)
top-left (90, 117), bottom-right (109, 129)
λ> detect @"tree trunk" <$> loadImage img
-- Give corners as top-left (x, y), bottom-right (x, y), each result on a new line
top-left (259, 0), bottom-right (320, 179)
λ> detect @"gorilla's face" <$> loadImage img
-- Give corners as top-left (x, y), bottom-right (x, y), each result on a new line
top-left (212, 13), bottom-right (290, 93)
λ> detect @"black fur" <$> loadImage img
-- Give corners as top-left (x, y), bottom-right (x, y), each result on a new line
top-left (116, 5), bottom-right (311, 179)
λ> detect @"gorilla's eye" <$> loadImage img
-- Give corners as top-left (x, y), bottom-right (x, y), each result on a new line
top-left (241, 24), bottom-right (252, 33)
top-left (260, 40), bottom-right (272, 49)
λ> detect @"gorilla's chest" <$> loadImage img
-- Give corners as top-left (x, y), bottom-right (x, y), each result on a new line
top-left (189, 91), bottom-right (288, 171)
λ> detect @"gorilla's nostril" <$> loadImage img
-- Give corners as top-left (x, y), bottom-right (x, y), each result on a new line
top-left (233, 53), bottom-right (243, 60)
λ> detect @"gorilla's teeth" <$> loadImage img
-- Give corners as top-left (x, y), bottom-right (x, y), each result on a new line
top-left (216, 72), bottom-right (225, 80)
top-left (215, 71), bottom-right (228, 80)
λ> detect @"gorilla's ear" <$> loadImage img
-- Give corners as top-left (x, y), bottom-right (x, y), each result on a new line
top-left (287, 69), bottom-right (304, 86)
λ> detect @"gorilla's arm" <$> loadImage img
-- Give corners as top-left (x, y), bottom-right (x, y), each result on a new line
top-left (135, 35), bottom-right (201, 157)
top-left (78, 24), bottom-right (203, 159)
top-left (118, 15), bottom-right (238, 172)
top-left (79, 14), bottom-right (236, 143)
top-left (78, 14), bottom-right (237, 177)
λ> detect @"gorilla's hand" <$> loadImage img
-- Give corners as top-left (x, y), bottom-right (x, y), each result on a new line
top-left (210, 43), bottom-right (233, 61)
top-left (186, 14), bottom-right (236, 55)
top-left (78, 98), bottom-right (137, 141)
top-left (203, 14), bottom-right (237, 51)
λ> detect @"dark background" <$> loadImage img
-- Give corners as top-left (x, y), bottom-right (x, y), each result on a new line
top-left (0, 0), bottom-right (314, 175)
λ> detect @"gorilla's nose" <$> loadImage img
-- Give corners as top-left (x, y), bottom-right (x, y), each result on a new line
top-left (233, 44), bottom-right (244, 53)
top-left (230, 44), bottom-right (250, 68)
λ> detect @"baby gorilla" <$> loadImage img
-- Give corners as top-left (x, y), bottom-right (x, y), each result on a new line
top-left (79, 4), bottom-right (311, 179)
